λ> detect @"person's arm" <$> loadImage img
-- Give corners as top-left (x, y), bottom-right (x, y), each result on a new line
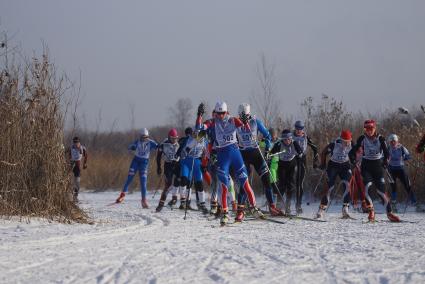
top-left (82, 146), bottom-right (88, 169)
top-left (416, 134), bottom-right (425, 153)
top-left (128, 140), bottom-right (137, 151)
top-left (156, 143), bottom-right (163, 175)
top-left (307, 136), bottom-right (319, 158)
top-left (256, 119), bottom-right (271, 150)
top-left (150, 140), bottom-right (159, 151)
top-left (349, 135), bottom-right (364, 164)
top-left (402, 146), bottom-right (411, 161)
top-left (176, 137), bottom-right (188, 159)
top-left (379, 135), bottom-right (389, 166)
top-left (320, 142), bottom-right (333, 168)
top-left (270, 141), bottom-right (280, 154)
top-left (293, 141), bottom-right (303, 156)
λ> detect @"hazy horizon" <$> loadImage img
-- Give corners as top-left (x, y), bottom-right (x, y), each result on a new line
top-left (2, 0), bottom-right (425, 131)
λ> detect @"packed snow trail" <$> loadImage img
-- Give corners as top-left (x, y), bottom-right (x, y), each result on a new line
top-left (1, 191), bottom-right (425, 284)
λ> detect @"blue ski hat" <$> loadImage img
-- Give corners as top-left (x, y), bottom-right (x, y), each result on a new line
top-left (281, 129), bottom-right (293, 140)
top-left (294, 120), bottom-right (305, 130)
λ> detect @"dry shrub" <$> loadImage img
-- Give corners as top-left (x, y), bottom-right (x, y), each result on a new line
top-left (0, 45), bottom-right (88, 222)
top-left (82, 150), bottom-right (162, 196)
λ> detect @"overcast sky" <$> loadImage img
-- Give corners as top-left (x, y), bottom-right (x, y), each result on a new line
top-left (1, 0), bottom-right (425, 130)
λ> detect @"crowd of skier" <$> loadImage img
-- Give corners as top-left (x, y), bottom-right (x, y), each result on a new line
top-left (70, 101), bottom-right (425, 225)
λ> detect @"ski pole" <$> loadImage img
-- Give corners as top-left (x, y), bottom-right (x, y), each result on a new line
top-left (402, 155), bottom-right (420, 216)
top-left (267, 149), bottom-right (287, 157)
top-left (254, 139), bottom-right (286, 209)
top-left (152, 175), bottom-right (164, 199)
top-left (312, 170), bottom-right (326, 195)
top-left (325, 181), bottom-right (341, 213)
top-left (385, 168), bottom-right (395, 184)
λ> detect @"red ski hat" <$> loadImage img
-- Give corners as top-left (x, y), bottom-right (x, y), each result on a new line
top-left (340, 130), bottom-right (352, 141)
top-left (168, 128), bottom-right (178, 138)
top-left (364, 119), bottom-right (376, 129)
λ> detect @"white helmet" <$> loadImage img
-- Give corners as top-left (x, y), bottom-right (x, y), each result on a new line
top-left (388, 134), bottom-right (398, 142)
top-left (140, 128), bottom-right (149, 137)
top-left (238, 103), bottom-right (251, 116)
top-left (214, 101), bottom-right (228, 113)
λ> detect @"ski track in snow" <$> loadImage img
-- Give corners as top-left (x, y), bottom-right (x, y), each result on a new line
top-left (1, 191), bottom-right (425, 284)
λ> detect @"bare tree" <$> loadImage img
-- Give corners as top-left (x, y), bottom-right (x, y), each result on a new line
top-left (250, 53), bottom-right (280, 128)
top-left (168, 98), bottom-right (193, 130)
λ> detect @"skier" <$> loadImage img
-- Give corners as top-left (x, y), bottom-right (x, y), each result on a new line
top-left (292, 120), bottom-right (319, 214)
top-left (69, 136), bottom-right (88, 202)
top-left (115, 128), bottom-right (158, 208)
top-left (176, 128), bottom-right (209, 214)
top-left (316, 130), bottom-right (353, 219)
top-left (236, 103), bottom-right (283, 217)
top-left (349, 120), bottom-right (400, 222)
top-left (270, 129), bottom-right (303, 215)
top-left (260, 128), bottom-right (280, 202)
top-left (196, 101), bottom-right (264, 225)
top-left (387, 134), bottom-right (416, 212)
top-left (155, 128), bottom-right (181, 212)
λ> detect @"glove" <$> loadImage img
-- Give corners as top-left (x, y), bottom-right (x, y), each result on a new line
top-left (319, 163), bottom-right (326, 170)
top-left (83, 163), bottom-right (87, 169)
top-left (157, 167), bottom-right (162, 175)
top-left (264, 148), bottom-right (270, 159)
top-left (197, 103), bottom-right (205, 116)
top-left (240, 112), bottom-right (249, 124)
top-left (129, 145), bottom-right (136, 151)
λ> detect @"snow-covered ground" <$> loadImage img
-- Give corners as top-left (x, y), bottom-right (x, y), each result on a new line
top-left (1, 191), bottom-right (425, 284)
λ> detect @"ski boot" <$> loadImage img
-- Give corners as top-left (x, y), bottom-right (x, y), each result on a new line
top-left (368, 207), bottom-right (375, 222)
top-left (220, 212), bottom-right (230, 226)
top-left (179, 199), bottom-right (186, 210)
top-left (167, 196), bottom-right (178, 208)
top-left (416, 203), bottom-right (425, 213)
top-left (215, 204), bottom-right (222, 217)
top-left (156, 200), bottom-right (165, 212)
top-left (210, 201), bottom-right (218, 215)
top-left (115, 192), bottom-right (126, 203)
top-left (269, 204), bottom-right (284, 216)
top-left (198, 202), bottom-right (209, 214)
top-left (342, 203), bottom-right (351, 219)
top-left (186, 199), bottom-right (195, 210)
top-left (387, 212), bottom-right (400, 222)
top-left (251, 207), bottom-right (265, 219)
top-left (235, 205), bottom-right (245, 222)
top-left (296, 203), bottom-right (303, 215)
top-left (316, 204), bottom-right (326, 219)
top-left (141, 198), bottom-right (149, 209)
top-left (284, 200), bottom-right (291, 216)
top-left (391, 200), bottom-right (398, 213)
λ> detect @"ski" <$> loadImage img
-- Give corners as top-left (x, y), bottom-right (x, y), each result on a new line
top-left (340, 216), bottom-right (357, 220)
top-left (243, 215), bottom-right (287, 224)
top-left (262, 212), bottom-right (327, 223)
top-left (287, 215), bottom-right (327, 223)
top-left (363, 219), bottom-right (419, 224)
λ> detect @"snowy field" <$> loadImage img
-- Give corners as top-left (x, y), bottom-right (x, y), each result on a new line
top-left (1, 191), bottom-right (425, 284)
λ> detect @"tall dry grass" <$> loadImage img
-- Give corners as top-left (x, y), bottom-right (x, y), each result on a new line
top-left (0, 45), bottom-right (88, 222)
